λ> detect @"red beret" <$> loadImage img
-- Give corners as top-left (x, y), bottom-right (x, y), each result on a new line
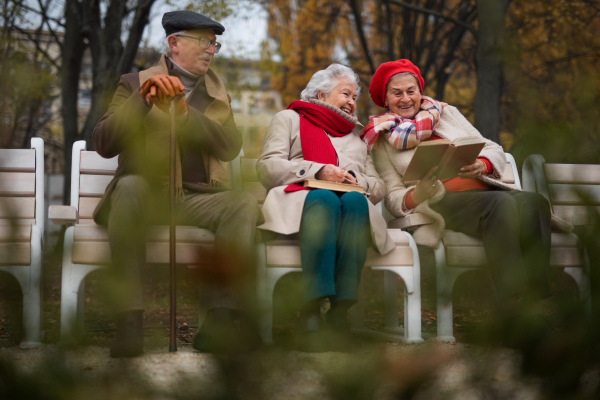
top-left (368, 59), bottom-right (425, 108)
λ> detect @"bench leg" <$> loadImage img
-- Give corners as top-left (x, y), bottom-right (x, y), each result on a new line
top-left (20, 228), bottom-right (43, 349)
top-left (60, 227), bottom-right (103, 344)
top-left (435, 244), bottom-right (458, 342)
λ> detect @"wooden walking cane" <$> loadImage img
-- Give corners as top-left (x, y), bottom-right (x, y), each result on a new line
top-left (169, 98), bottom-right (177, 352)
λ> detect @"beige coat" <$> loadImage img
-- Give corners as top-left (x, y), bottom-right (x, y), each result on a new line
top-left (372, 106), bottom-right (517, 248)
top-left (256, 108), bottom-right (395, 255)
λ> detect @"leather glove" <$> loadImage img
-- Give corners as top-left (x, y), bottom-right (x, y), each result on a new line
top-left (149, 91), bottom-right (188, 116)
top-left (138, 74), bottom-right (184, 105)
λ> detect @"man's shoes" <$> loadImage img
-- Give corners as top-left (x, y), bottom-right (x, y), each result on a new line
top-left (193, 308), bottom-right (262, 354)
top-left (110, 310), bottom-right (144, 358)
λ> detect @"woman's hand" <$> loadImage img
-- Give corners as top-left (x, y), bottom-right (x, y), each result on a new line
top-left (316, 164), bottom-right (358, 185)
top-left (458, 159), bottom-right (486, 179)
top-left (411, 166), bottom-right (439, 205)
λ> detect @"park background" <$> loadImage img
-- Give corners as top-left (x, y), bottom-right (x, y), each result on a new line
top-left (1, 0), bottom-right (600, 399)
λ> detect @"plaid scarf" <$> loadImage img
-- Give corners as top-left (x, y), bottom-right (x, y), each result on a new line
top-left (360, 96), bottom-right (444, 150)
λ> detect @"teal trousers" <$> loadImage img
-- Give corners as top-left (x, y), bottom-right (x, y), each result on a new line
top-left (299, 189), bottom-right (370, 305)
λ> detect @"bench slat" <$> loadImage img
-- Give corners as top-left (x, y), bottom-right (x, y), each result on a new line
top-left (544, 163), bottom-right (600, 184)
top-left (80, 152), bottom-right (118, 175)
top-left (0, 197), bottom-right (35, 219)
top-left (79, 197), bottom-right (101, 220)
top-left (553, 205), bottom-right (600, 226)
top-left (0, 172), bottom-right (35, 196)
top-left (73, 224), bottom-right (215, 243)
top-left (72, 241), bottom-right (215, 265)
top-left (0, 225), bottom-right (31, 242)
top-left (0, 242), bottom-right (31, 265)
top-left (79, 175), bottom-right (113, 197)
top-left (548, 183), bottom-right (600, 205)
top-left (0, 149), bottom-right (35, 172)
top-left (0, 219), bottom-right (35, 225)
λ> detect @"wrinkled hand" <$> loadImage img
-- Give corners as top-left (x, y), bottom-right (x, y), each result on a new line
top-left (316, 164), bottom-right (358, 185)
top-left (138, 74), bottom-right (187, 115)
top-left (458, 159), bottom-right (486, 179)
top-left (411, 166), bottom-right (439, 205)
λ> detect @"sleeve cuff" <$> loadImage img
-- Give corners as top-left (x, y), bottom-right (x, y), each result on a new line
top-left (478, 157), bottom-right (492, 174)
top-left (405, 189), bottom-right (416, 209)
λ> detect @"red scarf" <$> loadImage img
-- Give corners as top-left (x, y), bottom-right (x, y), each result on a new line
top-left (285, 101), bottom-right (356, 192)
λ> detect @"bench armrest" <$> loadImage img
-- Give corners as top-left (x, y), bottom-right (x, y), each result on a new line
top-left (388, 213), bottom-right (434, 230)
top-left (49, 205), bottom-right (78, 226)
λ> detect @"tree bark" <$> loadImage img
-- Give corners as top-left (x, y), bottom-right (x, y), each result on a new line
top-left (61, 0), bottom-right (86, 203)
top-left (474, 0), bottom-right (511, 143)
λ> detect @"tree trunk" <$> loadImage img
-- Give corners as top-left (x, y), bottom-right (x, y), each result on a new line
top-left (61, 0), bottom-right (86, 203)
top-left (474, 0), bottom-right (511, 143)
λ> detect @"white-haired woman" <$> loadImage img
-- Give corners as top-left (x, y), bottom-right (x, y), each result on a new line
top-left (256, 64), bottom-right (395, 352)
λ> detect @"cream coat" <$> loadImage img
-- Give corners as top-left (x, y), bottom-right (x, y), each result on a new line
top-left (257, 109), bottom-right (395, 255)
top-left (372, 105), bottom-right (519, 248)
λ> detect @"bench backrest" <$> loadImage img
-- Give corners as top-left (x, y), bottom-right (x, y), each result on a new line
top-left (70, 141), bottom-right (118, 224)
top-left (543, 163), bottom-right (600, 226)
top-left (523, 154), bottom-right (600, 227)
top-left (0, 138), bottom-right (44, 229)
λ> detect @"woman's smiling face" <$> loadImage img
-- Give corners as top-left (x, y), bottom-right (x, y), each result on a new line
top-left (385, 73), bottom-right (422, 119)
top-left (318, 79), bottom-right (357, 115)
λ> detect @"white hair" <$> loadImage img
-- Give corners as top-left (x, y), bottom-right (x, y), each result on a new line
top-left (163, 31), bottom-right (188, 57)
top-left (300, 64), bottom-right (361, 101)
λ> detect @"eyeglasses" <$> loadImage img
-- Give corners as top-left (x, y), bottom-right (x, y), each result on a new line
top-left (175, 35), bottom-right (221, 53)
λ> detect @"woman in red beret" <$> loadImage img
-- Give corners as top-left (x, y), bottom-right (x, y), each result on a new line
top-left (363, 59), bottom-right (564, 328)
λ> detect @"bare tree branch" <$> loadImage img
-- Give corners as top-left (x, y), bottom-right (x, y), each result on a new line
top-left (388, 0), bottom-right (477, 35)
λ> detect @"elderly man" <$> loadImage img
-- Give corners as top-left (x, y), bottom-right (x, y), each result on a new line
top-left (93, 11), bottom-right (262, 357)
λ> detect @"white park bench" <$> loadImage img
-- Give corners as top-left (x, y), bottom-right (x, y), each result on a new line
top-left (388, 153), bottom-right (532, 342)
top-left (522, 154), bottom-right (593, 311)
top-left (0, 138), bottom-right (44, 349)
top-left (229, 156), bottom-right (424, 344)
top-left (49, 140), bottom-right (220, 344)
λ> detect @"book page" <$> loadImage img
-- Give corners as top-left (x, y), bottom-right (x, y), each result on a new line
top-left (402, 141), bottom-right (449, 182)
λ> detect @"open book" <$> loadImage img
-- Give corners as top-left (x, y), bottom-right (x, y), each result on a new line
top-left (402, 137), bottom-right (486, 182)
top-left (303, 179), bottom-right (365, 194)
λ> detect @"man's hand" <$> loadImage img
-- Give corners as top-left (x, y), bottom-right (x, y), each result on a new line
top-left (138, 74), bottom-right (187, 115)
top-left (149, 91), bottom-right (188, 116)
top-left (316, 164), bottom-right (358, 185)
top-left (411, 166), bottom-right (439, 205)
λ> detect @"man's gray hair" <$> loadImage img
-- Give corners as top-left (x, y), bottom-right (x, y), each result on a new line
top-left (300, 63), bottom-right (361, 101)
top-left (163, 31), bottom-right (187, 57)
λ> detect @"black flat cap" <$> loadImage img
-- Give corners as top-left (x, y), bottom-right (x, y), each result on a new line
top-left (162, 11), bottom-right (225, 36)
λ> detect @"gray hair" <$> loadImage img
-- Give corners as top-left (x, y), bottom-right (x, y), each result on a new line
top-left (300, 64), bottom-right (361, 101)
top-left (163, 31), bottom-right (187, 57)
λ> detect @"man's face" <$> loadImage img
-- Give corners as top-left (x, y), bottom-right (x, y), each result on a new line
top-left (169, 29), bottom-right (217, 75)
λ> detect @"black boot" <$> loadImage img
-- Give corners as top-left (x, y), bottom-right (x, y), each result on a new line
top-left (325, 302), bottom-right (353, 352)
top-left (110, 310), bottom-right (144, 358)
top-left (296, 301), bottom-right (329, 352)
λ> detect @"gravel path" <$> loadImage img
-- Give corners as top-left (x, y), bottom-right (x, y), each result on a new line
top-left (5, 341), bottom-right (594, 400)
